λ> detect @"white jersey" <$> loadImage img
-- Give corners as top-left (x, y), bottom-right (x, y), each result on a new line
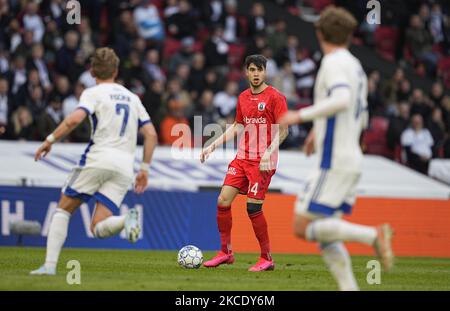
top-left (77, 83), bottom-right (151, 178)
top-left (313, 49), bottom-right (368, 172)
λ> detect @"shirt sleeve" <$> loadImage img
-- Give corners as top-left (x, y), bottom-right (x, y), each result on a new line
top-left (272, 93), bottom-right (288, 122)
top-left (323, 59), bottom-right (351, 93)
top-left (235, 97), bottom-right (243, 124)
top-left (137, 98), bottom-right (152, 128)
top-left (77, 90), bottom-right (96, 114)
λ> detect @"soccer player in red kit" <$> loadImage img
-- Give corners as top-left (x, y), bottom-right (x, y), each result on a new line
top-left (200, 55), bottom-right (288, 271)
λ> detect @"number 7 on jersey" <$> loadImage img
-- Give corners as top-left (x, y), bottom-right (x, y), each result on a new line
top-left (115, 103), bottom-right (129, 137)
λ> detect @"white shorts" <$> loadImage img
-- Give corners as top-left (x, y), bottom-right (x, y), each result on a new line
top-left (294, 169), bottom-right (360, 219)
top-left (62, 167), bottom-right (132, 210)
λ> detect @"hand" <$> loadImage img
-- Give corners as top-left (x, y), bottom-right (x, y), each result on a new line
top-left (200, 144), bottom-right (215, 163)
top-left (259, 150), bottom-right (275, 171)
top-left (277, 111), bottom-right (302, 127)
top-left (35, 141), bottom-right (52, 161)
top-left (303, 130), bottom-right (315, 156)
top-left (134, 170), bottom-right (148, 194)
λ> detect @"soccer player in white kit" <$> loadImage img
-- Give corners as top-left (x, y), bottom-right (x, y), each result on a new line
top-left (30, 48), bottom-right (158, 275)
top-left (279, 7), bottom-right (394, 290)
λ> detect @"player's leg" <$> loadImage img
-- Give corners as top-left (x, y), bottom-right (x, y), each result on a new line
top-left (30, 194), bottom-right (83, 275)
top-left (295, 170), bottom-right (394, 271)
top-left (246, 165), bottom-right (276, 272)
top-left (203, 185), bottom-right (240, 267)
top-left (91, 171), bottom-right (138, 242)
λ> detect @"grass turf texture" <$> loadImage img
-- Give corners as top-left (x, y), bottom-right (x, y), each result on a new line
top-left (0, 247), bottom-right (449, 290)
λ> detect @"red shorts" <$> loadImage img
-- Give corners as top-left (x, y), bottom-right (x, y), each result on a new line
top-left (223, 158), bottom-right (276, 200)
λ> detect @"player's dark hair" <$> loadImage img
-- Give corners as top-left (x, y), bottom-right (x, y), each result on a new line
top-left (244, 55), bottom-right (267, 70)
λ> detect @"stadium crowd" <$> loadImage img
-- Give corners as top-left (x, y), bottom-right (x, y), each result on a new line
top-left (0, 0), bottom-right (448, 175)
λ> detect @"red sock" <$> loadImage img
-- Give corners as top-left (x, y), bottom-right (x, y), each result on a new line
top-left (249, 211), bottom-right (271, 260)
top-left (217, 205), bottom-right (232, 254)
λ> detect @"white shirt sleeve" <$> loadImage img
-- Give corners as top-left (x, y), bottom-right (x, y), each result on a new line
top-left (401, 129), bottom-right (413, 147)
top-left (137, 98), bottom-right (151, 128)
top-left (299, 60), bottom-right (351, 121)
top-left (77, 89), bottom-right (96, 114)
top-left (299, 87), bottom-right (351, 121)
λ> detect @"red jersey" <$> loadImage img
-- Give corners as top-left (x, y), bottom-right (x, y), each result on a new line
top-left (235, 85), bottom-right (288, 162)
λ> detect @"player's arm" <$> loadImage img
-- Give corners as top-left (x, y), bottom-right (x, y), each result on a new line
top-left (135, 122), bottom-right (158, 194)
top-left (34, 108), bottom-right (88, 161)
top-left (200, 121), bottom-right (243, 163)
top-left (278, 87), bottom-right (351, 126)
top-left (259, 124), bottom-right (288, 171)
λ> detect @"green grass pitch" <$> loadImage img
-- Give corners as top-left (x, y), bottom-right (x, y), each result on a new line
top-left (0, 247), bottom-right (449, 290)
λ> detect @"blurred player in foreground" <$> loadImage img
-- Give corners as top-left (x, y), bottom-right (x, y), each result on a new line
top-left (200, 55), bottom-right (288, 271)
top-left (30, 48), bottom-right (158, 275)
top-left (278, 7), bottom-right (394, 290)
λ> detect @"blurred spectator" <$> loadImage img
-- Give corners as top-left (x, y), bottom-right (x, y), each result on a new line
top-left (192, 89), bottom-right (221, 129)
top-left (248, 2), bottom-right (266, 37)
top-left (367, 71), bottom-right (383, 116)
top-left (291, 48), bottom-right (316, 96)
top-left (213, 81), bottom-right (238, 118)
top-left (429, 3), bottom-right (445, 44)
top-left (427, 107), bottom-right (446, 157)
top-left (204, 25), bottom-right (229, 75)
top-left (143, 79), bottom-right (163, 123)
top-left (15, 30), bottom-right (35, 59)
top-left (164, 78), bottom-right (192, 112)
top-left (267, 19), bottom-right (288, 57)
top-left (187, 52), bottom-right (207, 99)
top-left (0, 78), bottom-right (11, 133)
top-left (37, 94), bottom-right (63, 141)
top-left (8, 55), bottom-right (27, 103)
top-left (113, 10), bottom-right (138, 59)
top-left (382, 68), bottom-right (405, 105)
top-left (23, 1), bottom-right (45, 43)
top-left (167, 0), bottom-right (197, 39)
top-left (62, 82), bottom-right (84, 118)
top-left (387, 101), bottom-right (410, 152)
top-left (272, 61), bottom-right (298, 108)
top-left (164, 0), bottom-right (180, 19)
top-left (401, 114), bottom-right (434, 174)
top-left (78, 69), bottom-right (96, 88)
top-left (78, 17), bottom-right (97, 58)
top-left (405, 15), bottom-right (438, 77)
top-left (8, 19), bottom-right (22, 53)
top-left (222, 0), bottom-right (240, 43)
top-left (430, 81), bottom-right (444, 107)
top-left (42, 19), bottom-right (64, 56)
top-left (175, 63), bottom-right (191, 90)
top-left (9, 106), bottom-right (34, 140)
top-left (26, 85), bottom-right (46, 117)
top-left (27, 43), bottom-right (51, 93)
top-left (159, 96), bottom-right (190, 146)
top-left (203, 0), bottom-right (225, 26)
top-left (261, 46), bottom-right (278, 83)
top-left (143, 49), bottom-right (166, 83)
top-left (410, 88), bottom-right (433, 122)
top-left (56, 31), bottom-right (79, 77)
top-left (276, 35), bottom-right (299, 65)
top-left (52, 75), bottom-right (71, 100)
top-left (396, 79), bottom-right (412, 103)
top-left (169, 37), bottom-right (194, 74)
top-left (133, 0), bottom-right (165, 42)
top-left (204, 69), bottom-right (221, 93)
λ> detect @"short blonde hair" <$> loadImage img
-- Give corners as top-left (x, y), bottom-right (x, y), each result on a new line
top-left (91, 47), bottom-right (120, 80)
top-left (315, 6), bottom-right (357, 45)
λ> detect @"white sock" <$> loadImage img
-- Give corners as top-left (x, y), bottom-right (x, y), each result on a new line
top-left (93, 215), bottom-right (126, 238)
top-left (306, 218), bottom-right (377, 245)
top-left (44, 208), bottom-right (71, 269)
top-left (321, 242), bottom-right (359, 291)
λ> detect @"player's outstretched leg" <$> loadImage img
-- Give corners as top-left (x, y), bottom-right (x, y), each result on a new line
top-left (320, 242), bottom-right (359, 291)
top-left (204, 186), bottom-right (238, 268)
top-left (247, 202), bottom-right (274, 272)
top-left (303, 218), bottom-right (395, 271)
top-left (30, 195), bottom-right (80, 275)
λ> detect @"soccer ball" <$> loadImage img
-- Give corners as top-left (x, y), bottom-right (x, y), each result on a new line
top-left (178, 245), bottom-right (203, 269)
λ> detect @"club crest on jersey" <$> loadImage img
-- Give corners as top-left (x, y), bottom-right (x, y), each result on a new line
top-left (257, 102), bottom-right (266, 111)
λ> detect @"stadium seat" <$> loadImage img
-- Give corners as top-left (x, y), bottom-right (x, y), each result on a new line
top-left (163, 39), bottom-right (182, 60)
top-left (374, 26), bottom-right (399, 62)
top-left (362, 116), bottom-right (393, 158)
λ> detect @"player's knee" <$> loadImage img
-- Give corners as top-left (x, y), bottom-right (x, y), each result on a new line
top-left (217, 194), bottom-right (232, 207)
top-left (293, 220), bottom-right (307, 239)
top-left (246, 202), bottom-right (262, 216)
